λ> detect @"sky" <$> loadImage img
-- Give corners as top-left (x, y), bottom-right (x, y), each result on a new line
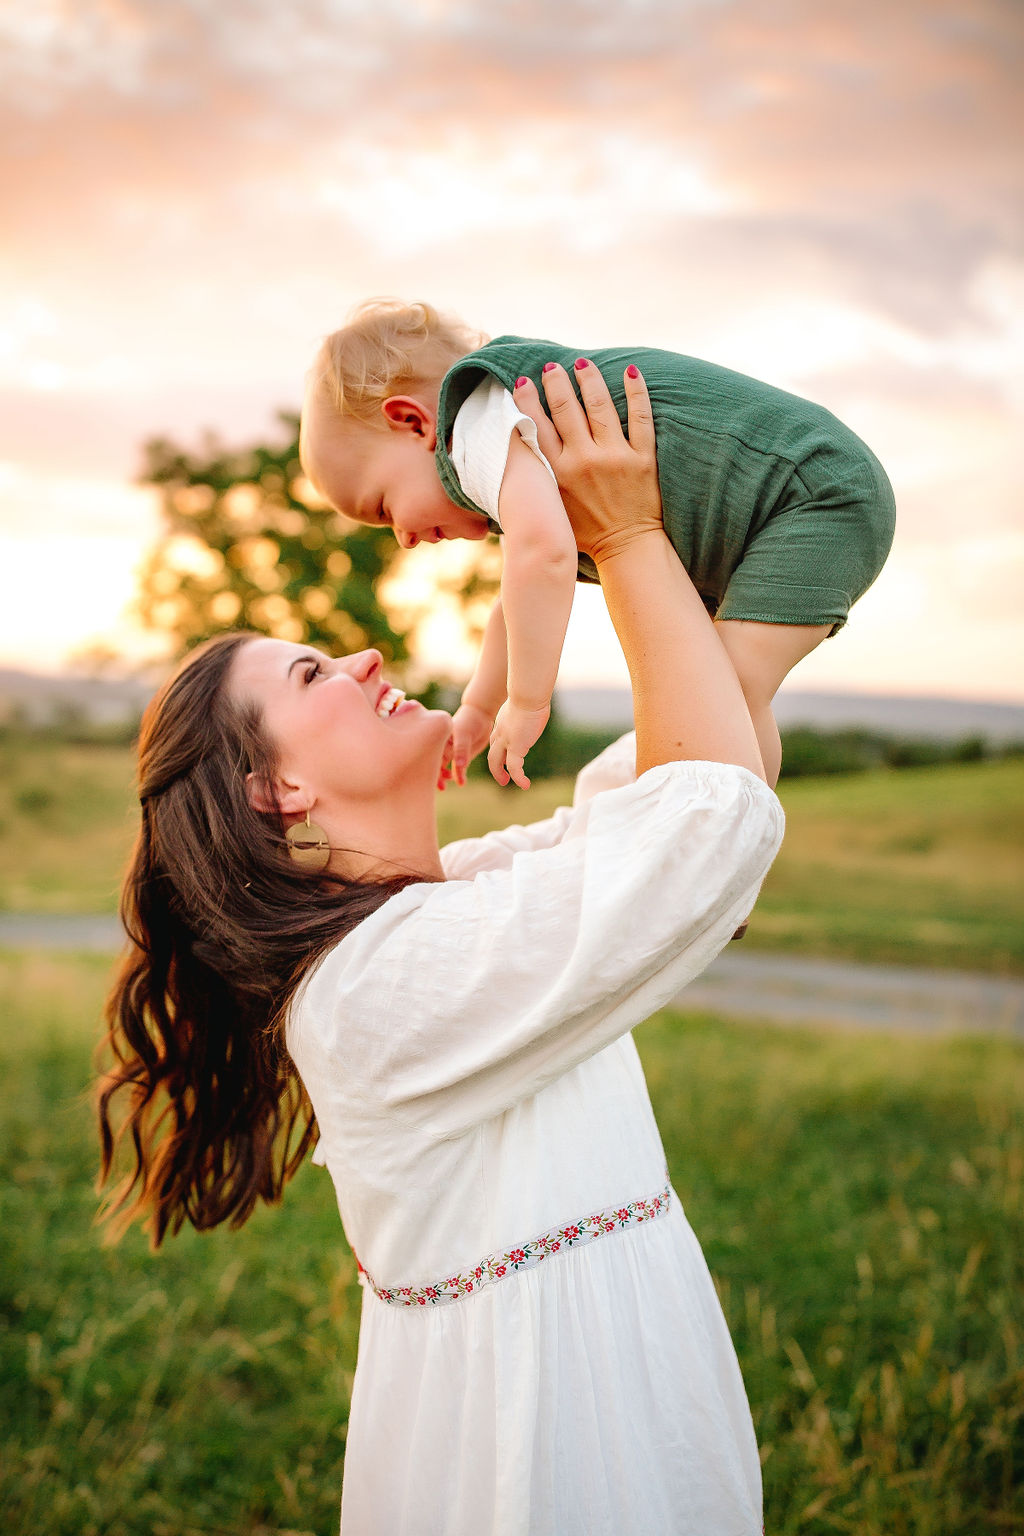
top-left (0, 0), bottom-right (1021, 698)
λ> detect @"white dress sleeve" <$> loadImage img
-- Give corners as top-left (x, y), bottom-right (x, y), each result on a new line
top-left (572, 730), bottom-right (637, 805)
top-left (450, 376), bottom-right (557, 527)
top-left (295, 759), bottom-right (783, 1138)
top-left (440, 732), bottom-right (637, 881)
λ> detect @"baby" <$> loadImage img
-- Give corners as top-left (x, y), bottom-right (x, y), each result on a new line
top-left (299, 299), bottom-right (896, 790)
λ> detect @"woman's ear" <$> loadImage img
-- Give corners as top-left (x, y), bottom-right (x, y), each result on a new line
top-left (245, 772), bottom-right (308, 818)
top-left (380, 395), bottom-right (437, 444)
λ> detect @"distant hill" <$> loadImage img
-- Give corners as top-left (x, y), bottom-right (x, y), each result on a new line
top-left (0, 668), bottom-right (154, 727)
top-left (1, 666), bottom-right (1023, 744)
top-left (555, 684), bottom-right (1024, 743)
top-left (772, 690), bottom-right (1024, 743)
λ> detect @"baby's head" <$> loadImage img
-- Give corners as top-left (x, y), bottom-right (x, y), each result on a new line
top-left (300, 299), bottom-right (491, 549)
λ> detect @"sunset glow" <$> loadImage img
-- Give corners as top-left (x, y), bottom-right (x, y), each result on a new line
top-left (0, 0), bottom-right (1020, 697)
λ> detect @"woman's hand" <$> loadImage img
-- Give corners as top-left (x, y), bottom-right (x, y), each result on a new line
top-left (512, 361), bottom-right (662, 564)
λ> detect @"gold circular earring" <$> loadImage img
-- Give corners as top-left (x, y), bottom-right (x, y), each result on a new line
top-left (285, 808), bottom-right (331, 872)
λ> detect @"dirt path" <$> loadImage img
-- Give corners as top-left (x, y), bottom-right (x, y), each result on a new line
top-left (0, 914), bottom-right (126, 952)
top-left (671, 950), bottom-right (1024, 1037)
top-left (2, 914), bottom-right (1022, 1038)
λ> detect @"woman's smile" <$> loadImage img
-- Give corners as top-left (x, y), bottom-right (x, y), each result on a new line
top-left (375, 684), bottom-right (419, 719)
top-left (375, 683), bottom-right (403, 718)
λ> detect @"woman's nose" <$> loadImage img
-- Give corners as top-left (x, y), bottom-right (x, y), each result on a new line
top-left (396, 529), bottom-right (419, 549)
top-left (344, 649), bottom-right (383, 681)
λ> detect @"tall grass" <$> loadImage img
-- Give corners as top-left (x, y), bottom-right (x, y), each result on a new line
top-left (754, 757), bottom-right (1024, 975)
top-left (642, 1009), bottom-right (1024, 1532)
top-left (1, 954), bottom-right (1021, 1534)
top-left (1, 954), bottom-right (360, 1536)
top-left (2, 737), bottom-right (1022, 974)
top-left (0, 737), bottom-right (136, 915)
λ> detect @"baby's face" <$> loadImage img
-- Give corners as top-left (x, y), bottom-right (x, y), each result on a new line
top-left (306, 409), bottom-right (490, 550)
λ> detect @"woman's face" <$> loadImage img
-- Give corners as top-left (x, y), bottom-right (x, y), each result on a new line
top-left (230, 638), bottom-right (451, 810)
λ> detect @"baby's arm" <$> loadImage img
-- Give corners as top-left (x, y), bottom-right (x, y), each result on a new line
top-left (448, 598), bottom-right (509, 786)
top-left (488, 432), bottom-right (578, 789)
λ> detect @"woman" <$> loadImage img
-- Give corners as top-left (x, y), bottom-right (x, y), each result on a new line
top-left (99, 362), bottom-right (782, 1535)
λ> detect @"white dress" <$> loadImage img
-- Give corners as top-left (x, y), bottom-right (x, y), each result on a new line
top-left (287, 736), bottom-right (784, 1536)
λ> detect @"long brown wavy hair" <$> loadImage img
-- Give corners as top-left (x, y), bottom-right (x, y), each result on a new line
top-left (97, 632), bottom-right (424, 1247)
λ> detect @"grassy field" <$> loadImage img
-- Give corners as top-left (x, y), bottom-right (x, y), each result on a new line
top-left (751, 757), bottom-right (1024, 975)
top-left (2, 732), bottom-right (1022, 974)
top-left (1, 952), bottom-right (1021, 1535)
top-left (0, 737), bottom-right (137, 915)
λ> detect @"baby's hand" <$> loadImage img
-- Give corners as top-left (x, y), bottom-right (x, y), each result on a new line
top-left (443, 701), bottom-right (496, 788)
top-left (488, 701), bottom-right (551, 790)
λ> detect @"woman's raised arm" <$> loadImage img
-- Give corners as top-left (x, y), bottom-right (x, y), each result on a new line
top-left (513, 364), bottom-right (766, 782)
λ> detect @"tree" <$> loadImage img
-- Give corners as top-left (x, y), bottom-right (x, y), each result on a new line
top-left (136, 412), bottom-right (411, 664)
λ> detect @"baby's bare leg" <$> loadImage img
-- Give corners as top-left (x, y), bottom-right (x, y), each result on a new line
top-left (715, 620), bottom-right (833, 787)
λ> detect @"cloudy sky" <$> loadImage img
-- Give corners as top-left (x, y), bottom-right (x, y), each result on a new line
top-left (1, 0), bottom-right (1021, 697)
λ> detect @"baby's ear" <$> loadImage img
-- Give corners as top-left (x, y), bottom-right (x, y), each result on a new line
top-left (381, 395), bottom-right (436, 443)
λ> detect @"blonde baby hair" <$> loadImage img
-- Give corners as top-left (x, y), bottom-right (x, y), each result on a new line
top-left (306, 298), bottom-right (487, 426)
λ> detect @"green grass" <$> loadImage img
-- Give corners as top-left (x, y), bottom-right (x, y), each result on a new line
top-left (0, 737), bottom-right (137, 915)
top-left (0, 953), bottom-right (361, 1536)
top-left (756, 758), bottom-right (1024, 976)
top-left (1, 954), bottom-right (1021, 1534)
top-left (642, 1009), bottom-right (1024, 1532)
top-left (2, 735), bottom-right (1023, 974)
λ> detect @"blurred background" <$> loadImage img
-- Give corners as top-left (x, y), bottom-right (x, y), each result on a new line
top-left (1, 5), bottom-right (1022, 1534)
top-left (0, 0), bottom-right (1021, 703)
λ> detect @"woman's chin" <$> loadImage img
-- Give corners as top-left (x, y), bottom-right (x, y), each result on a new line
top-left (409, 706), bottom-right (454, 761)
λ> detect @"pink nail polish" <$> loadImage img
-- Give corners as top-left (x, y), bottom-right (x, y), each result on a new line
top-left (542, 362), bottom-right (557, 373)
top-left (514, 376), bottom-right (528, 388)
top-left (575, 358), bottom-right (589, 370)
top-left (626, 364), bottom-right (640, 379)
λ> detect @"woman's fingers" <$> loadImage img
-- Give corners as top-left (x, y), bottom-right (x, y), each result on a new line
top-left (622, 364), bottom-right (655, 462)
top-left (571, 359), bottom-right (622, 443)
top-left (535, 362), bottom-right (594, 448)
top-left (514, 359), bottom-right (659, 564)
top-left (515, 361), bottom-right (649, 459)
top-left (510, 376), bottom-right (563, 464)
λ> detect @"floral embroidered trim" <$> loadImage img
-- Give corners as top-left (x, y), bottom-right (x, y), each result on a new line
top-left (356, 1179), bottom-right (672, 1308)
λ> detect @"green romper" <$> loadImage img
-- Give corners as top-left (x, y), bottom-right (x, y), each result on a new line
top-left (435, 337), bottom-right (896, 630)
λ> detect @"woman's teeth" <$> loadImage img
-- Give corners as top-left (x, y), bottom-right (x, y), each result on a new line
top-left (376, 686), bottom-right (405, 719)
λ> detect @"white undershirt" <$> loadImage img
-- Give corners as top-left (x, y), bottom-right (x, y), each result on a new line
top-left (450, 376), bottom-right (558, 529)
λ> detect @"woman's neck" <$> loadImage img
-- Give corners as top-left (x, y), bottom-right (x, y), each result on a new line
top-left (320, 794), bottom-right (445, 885)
